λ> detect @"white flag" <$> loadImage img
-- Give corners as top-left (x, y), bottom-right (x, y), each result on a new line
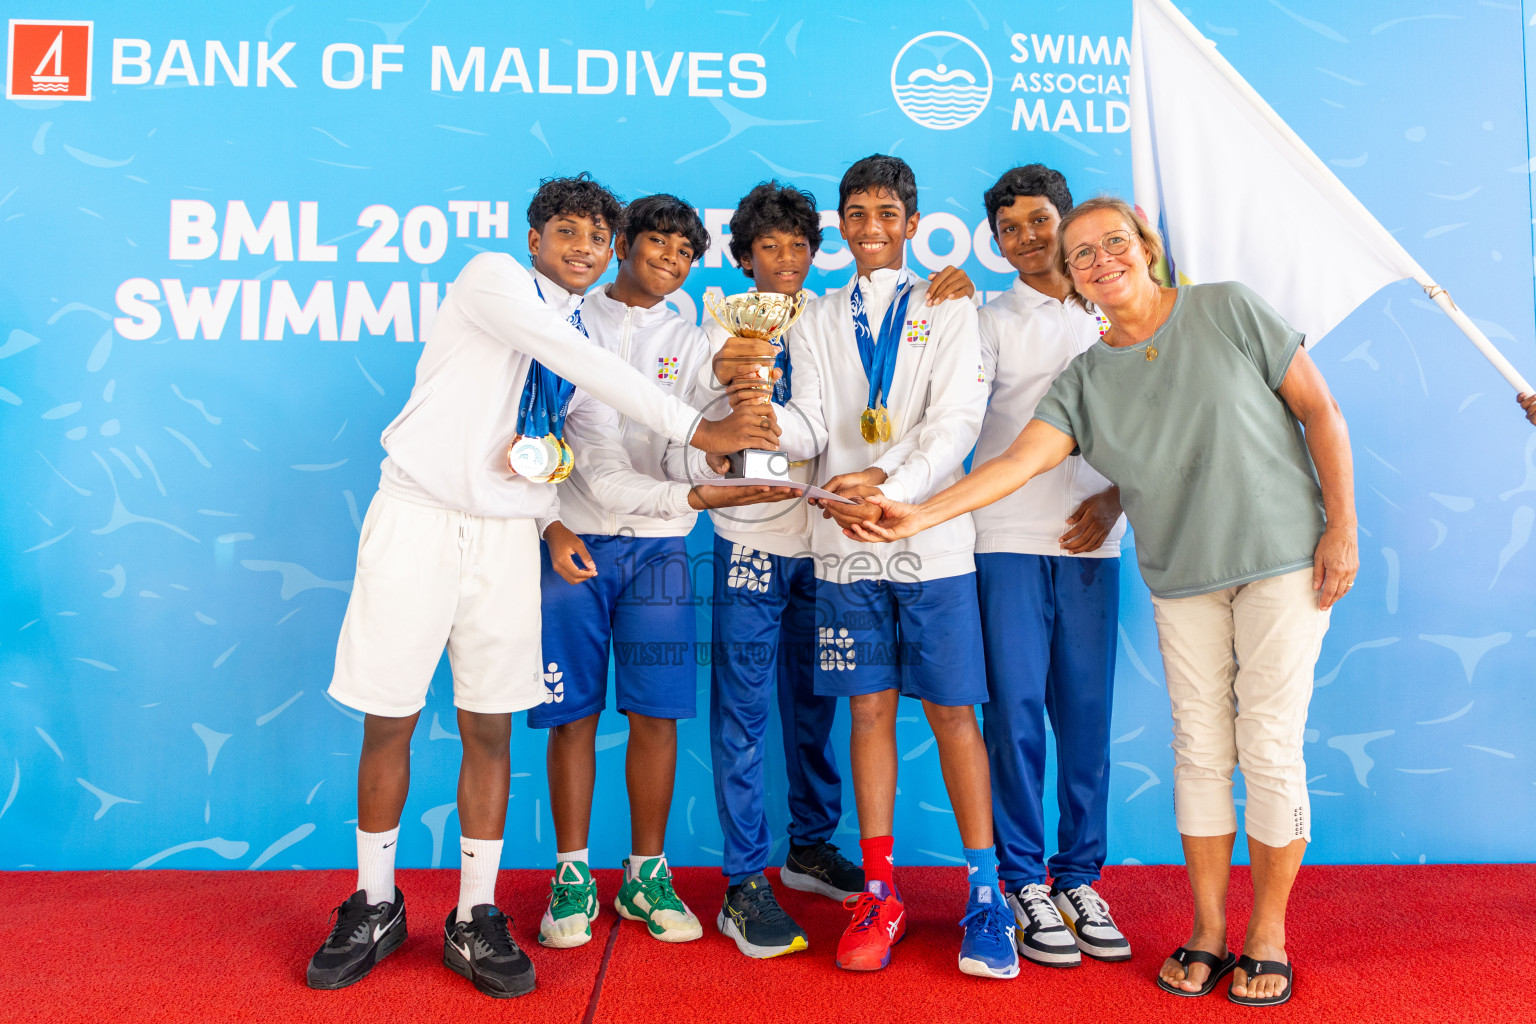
top-left (1129, 0), bottom-right (1529, 390)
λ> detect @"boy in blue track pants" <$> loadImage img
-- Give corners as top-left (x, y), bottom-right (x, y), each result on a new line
top-left (974, 165), bottom-right (1130, 969)
top-left (700, 182), bottom-right (861, 959)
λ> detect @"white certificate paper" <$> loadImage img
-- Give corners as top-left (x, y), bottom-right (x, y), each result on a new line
top-left (713, 478), bottom-right (856, 504)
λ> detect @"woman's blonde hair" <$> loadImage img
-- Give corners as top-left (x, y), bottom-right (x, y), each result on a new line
top-left (1055, 196), bottom-right (1167, 309)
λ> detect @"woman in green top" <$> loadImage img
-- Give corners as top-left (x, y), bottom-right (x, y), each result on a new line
top-left (848, 197), bottom-right (1358, 1007)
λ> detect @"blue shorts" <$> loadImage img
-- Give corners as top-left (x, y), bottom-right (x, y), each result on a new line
top-left (527, 534), bottom-right (698, 728)
top-left (813, 573), bottom-right (988, 707)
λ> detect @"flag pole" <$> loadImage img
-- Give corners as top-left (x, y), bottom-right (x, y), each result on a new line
top-left (1139, 0), bottom-right (1534, 397)
top-left (1416, 278), bottom-right (1533, 394)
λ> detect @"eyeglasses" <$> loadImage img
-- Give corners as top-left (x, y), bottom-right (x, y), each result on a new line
top-left (1067, 231), bottom-right (1134, 270)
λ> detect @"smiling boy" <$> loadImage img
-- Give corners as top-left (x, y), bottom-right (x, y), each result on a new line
top-left (531, 193), bottom-right (796, 951)
top-left (975, 165), bottom-right (1130, 969)
top-left (795, 155), bottom-right (1017, 978)
top-left (699, 181), bottom-right (859, 960)
top-left (306, 175), bottom-right (772, 1000)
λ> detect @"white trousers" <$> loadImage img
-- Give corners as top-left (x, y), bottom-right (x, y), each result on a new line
top-left (1150, 569), bottom-right (1329, 849)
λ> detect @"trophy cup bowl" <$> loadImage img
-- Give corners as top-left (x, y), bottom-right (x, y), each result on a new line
top-left (703, 290), bottom-right (811, 483)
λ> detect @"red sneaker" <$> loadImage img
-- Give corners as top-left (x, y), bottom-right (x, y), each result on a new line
top-left (835, 882), bottom-right (906, 971)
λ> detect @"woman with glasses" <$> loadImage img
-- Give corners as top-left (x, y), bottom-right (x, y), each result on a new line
top-left (842, 196), bottom-right (1358, 1007)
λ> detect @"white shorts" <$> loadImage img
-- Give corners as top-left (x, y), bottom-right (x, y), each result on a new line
top-left (1151, 568), bottom-right (1330, 849)
top-left (328, 489), bottom-right (544, 717)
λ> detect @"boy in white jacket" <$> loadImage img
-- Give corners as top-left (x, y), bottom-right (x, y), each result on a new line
top-left (531, 194), bottom-right (796, 950)
top-left (700, 182), bottom-right (855, 960)
top-left (801, 156), bottom-right (1015, 979)
top-left (307, 176), bottom-right (772, 1000)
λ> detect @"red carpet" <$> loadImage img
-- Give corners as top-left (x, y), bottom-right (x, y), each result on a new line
top-left (1, 865), bottom-right (1530, 1023)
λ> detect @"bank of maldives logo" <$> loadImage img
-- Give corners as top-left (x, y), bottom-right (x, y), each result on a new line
top-left (7, 20), bottom-right (93, 100)
top-left (890, 31), bottom-right (991, 131)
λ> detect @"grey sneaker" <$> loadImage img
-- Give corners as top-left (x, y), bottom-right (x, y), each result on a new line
top-left (1053, 884), bottom-right (1131, 961)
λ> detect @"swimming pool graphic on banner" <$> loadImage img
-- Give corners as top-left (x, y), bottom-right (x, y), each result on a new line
top-left (891, 31), bottom-right (992, 130)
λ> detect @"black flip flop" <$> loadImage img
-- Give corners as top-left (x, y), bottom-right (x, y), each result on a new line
top-left (1228, 954), bottom-right (1294, 1007)
top-left (1156, 947), bottom-right (1237, 997)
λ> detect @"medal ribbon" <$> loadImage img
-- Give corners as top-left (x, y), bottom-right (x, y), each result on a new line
top-left (851, 272), bottom-right (914, 414)
top-left (517, 280), bottom-right (585, 439)
top-left (770, 339), bottom-right (793, 404)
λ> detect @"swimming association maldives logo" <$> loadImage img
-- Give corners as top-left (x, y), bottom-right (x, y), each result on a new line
top-left (890, 31), bottom-right (992, 131)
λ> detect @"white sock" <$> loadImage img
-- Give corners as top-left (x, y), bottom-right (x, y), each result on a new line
top-left (627, 852), bottom-right (664, 881)
top-left (356, 826), bottom-right (399, 906)
top-left (458, 836), bottom-right (504, 924)
top-left (556, 848), bottom-right (589, 866)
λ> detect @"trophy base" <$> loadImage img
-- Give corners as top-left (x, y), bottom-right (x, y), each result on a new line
top-left (725, 448), bottom-right (791, 482)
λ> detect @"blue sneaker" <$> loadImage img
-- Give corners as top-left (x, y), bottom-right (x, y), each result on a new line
top-left (958, 889), bottom-right (1019, 979)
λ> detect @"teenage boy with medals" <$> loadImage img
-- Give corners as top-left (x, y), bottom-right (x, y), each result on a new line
top-left (973, 166), bottom-right (1131, 969)
top-left (794, 155), bottom-right (1017, 978)
top-left (307, 175), bottom-right (774, 999)
top-left (531, 194), bottom-right (797, 951)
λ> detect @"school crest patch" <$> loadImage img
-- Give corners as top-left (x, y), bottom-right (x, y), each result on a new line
top-left (903, 317), bottom-right (931, 347)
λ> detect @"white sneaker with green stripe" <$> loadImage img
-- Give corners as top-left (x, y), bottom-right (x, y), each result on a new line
top-left (614, 855), bottom-right (702, 942)
top-left (539, 860), bottom-right (599, 948)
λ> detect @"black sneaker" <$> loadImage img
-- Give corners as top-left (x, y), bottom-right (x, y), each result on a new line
top-left (780, 840), bottom-right (864, 901)
top-left (306, 887), bottom-right (407, 990)
top-left (443, 905), bottom-right (536, 999)
top-left (717, 873), bottom-right (809, 959)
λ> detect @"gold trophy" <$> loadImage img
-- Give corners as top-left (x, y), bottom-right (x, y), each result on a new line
top-left (703, 290), bottom-right (811, 481)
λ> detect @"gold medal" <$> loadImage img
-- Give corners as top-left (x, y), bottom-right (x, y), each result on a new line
top-left (859, 407), bottom-right (880, 444)
top-left (859, 404), bottom-right (893, 444)
top-left (507, 433), bottom-right (560, 482)
top-left (549, 436), bottom-right (575, 484)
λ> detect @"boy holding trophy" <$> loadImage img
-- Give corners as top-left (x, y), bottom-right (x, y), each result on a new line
top-left (701, 182), bottom-right (857, 960)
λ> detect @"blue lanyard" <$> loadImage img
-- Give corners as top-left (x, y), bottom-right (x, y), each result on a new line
top-left (851, 273), bottom-right (914, 412)
top-left (517, 280), bottom-right (584, 437)
top-left (772, 338), bottom-right (793, 404)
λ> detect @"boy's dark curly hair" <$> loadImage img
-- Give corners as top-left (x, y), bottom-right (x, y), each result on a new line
top-left (838, 154), bottom-right (917, 217)
top-left (620, 193), bottom-right (711, 260)
top-left (983, 164), bottom-right (1074, 235)
top-left (526, 172), bottom-right (623, 235)
top-left (727, 181), bottom-right (822, 280)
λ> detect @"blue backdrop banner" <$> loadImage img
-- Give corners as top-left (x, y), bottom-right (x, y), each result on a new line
top-left (1, 1), bottom-right (1533, 871)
